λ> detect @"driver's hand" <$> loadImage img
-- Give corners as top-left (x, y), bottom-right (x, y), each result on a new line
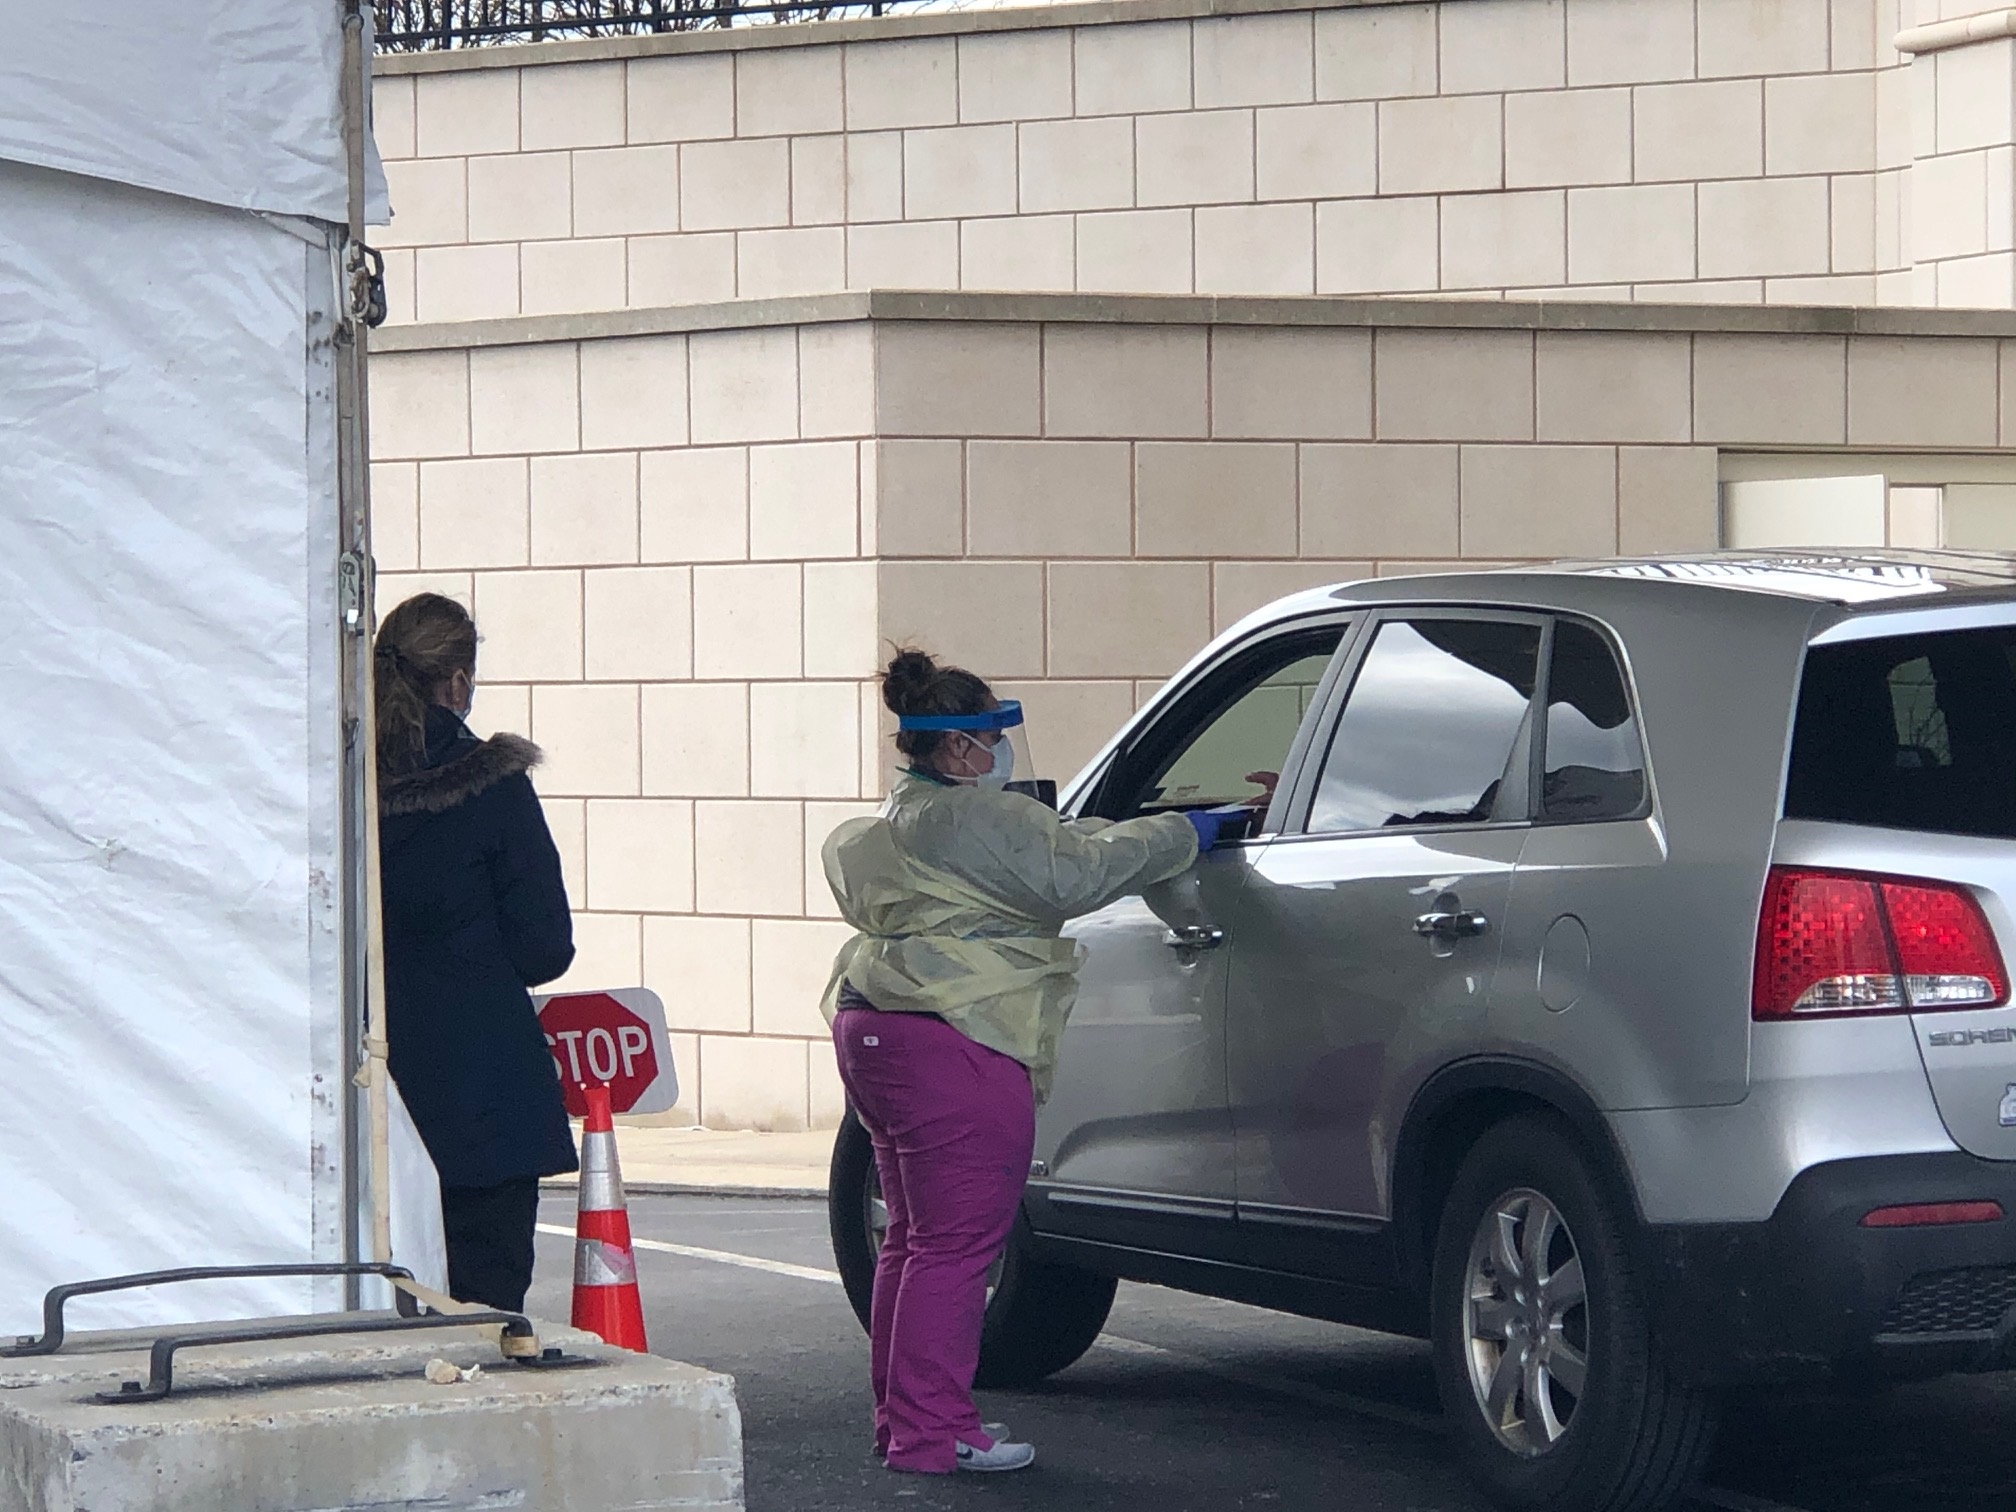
top-left (1242, 770), bottom-right (1281, 809)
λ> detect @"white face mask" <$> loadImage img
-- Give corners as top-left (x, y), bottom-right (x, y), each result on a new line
top-left (974, 733), bottom-right (1014, 790)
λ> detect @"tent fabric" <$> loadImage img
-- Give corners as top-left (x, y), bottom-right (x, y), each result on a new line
top-left (0, 155), bottom-right (438, 1329)
top-left (0, 1), bottom-right (428, 1333)
top-left (389, 1080), bottom-right (451, 1298)
top-left (0, 2), bottom-right (386, 223)
top-left (0, 162), bottom-right (341, 1327)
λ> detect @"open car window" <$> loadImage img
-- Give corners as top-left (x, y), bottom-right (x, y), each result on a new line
top-left (1093, 623), bottom-right (1350, 833)
top-left (1307, 617), bottom-right (1541, 834)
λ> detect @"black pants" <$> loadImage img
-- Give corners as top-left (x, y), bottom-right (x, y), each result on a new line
top-left (441, 1176), bottom-right (541, 1312)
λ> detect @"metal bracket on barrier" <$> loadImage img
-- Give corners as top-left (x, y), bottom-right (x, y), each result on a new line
top-left (8, 1262), bottom-right (593, 1401)
top-left (2, 1263), bottom-right (422, 1358)
top-left (93, 1309), bottom-right (583, 1404)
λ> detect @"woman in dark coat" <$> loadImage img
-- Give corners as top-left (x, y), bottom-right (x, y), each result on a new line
top-left (374, 592), bottom-right (578, 1312)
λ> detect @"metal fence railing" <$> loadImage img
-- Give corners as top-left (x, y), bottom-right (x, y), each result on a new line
top-left (376, 0), bottom-right (927, 49)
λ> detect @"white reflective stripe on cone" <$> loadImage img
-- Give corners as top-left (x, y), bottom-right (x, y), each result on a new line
top-left (578, 1131), bottom-right (625, 1212)
top-left (574, 1237), bottom-right (637, 1287)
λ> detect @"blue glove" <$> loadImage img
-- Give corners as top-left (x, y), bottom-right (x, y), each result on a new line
top-left (1184, 808), bottom-right (1227, 852)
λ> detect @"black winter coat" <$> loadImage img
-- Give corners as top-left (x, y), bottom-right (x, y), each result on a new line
top-left (379, 708), bottom-right (578, 1190)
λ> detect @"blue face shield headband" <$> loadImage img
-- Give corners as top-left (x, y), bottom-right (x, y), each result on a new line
top-left (895, 702), bottom-right (1054, 807)
top-left (894, 701), bottom-right (1024, 734)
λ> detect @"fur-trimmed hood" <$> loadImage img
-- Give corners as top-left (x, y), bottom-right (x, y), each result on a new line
top-left (380, 732), bottom-right (542, 817)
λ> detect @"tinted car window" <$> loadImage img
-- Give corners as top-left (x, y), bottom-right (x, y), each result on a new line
top-left (1308, 618), bottom-right (1541, 833)
top-left (1787, 625), bottom-right (2016, 839)
top-left (1541, 621), bottom-right (1647, 822)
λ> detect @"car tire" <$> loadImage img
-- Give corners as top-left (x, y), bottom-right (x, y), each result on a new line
top-left (1429, 1117), bottom-right (1717, 1512)
top-left (827, 1109), bottom-right (883, 1331)
top-left (971, 1218), bottom-right (1118, 1388)
top-left (827, 1109), bottom-right (1117, 1388)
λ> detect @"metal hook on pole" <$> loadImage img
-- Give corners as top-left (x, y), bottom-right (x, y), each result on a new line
top-left (344, 241), bottom-right (388, 333)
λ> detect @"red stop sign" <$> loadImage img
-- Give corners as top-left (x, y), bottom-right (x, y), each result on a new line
top-left (539, 991), bottom-right (660, 1117)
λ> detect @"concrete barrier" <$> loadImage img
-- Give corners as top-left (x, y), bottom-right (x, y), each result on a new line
top-left (0, 1314), bottom-right (742, 1511)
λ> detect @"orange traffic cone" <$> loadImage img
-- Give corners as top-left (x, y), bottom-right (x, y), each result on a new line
top-left (571, 1083), bottom-right (648, 1351)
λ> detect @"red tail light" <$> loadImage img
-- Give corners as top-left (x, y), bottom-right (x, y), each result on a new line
top-left (1883, 880), bottom-right (2009, 1007)
top-left (1860, 1201), bottom-right (2005, 1228)
top-left (1753, 867), bottom-right (2008, 1020)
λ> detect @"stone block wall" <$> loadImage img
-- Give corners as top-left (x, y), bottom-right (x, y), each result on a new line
top-left (1898, 12), bottom-right (2016, 306)
top-left (368, 293), bottom-right (2016, 1126)
top-left (368, 0), bottom-right (1923, 318)
top-left (371, 318), bottom-right (883, 1129)
top-left (359, 0), bottom-right (2016, 1127)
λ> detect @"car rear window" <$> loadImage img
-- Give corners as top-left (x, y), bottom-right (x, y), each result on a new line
top-left (1786, 624), bottom-right (2016, 839)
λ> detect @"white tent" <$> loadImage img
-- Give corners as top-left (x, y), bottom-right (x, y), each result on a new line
top-left (0, 4), bottom-right (438, 1333)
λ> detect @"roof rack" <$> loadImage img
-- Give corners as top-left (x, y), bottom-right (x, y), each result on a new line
top-left (1572, 548), bottom-right (2016, 602)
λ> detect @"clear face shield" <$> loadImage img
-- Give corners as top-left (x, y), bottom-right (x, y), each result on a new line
top-left (899, 700), bottom-right (1054, 808)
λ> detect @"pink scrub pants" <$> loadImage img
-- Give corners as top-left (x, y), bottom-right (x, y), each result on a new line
top-left (832, 1006), bottom-right (1036, 1474)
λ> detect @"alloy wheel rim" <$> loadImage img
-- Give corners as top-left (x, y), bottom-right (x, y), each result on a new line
top-left (1461, 1186), bottom-right (1590, 1457)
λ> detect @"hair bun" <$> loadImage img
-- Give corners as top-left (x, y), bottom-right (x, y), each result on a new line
top-left (881, 647), bottom-right (939, 714)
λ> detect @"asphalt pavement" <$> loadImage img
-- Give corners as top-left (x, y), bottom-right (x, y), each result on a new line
top-left (525, 1193), bottom-right (2016, 1512)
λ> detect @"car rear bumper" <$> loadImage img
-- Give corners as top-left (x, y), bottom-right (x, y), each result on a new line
top-left (1644, 1151), bottom-right (2016, 1386)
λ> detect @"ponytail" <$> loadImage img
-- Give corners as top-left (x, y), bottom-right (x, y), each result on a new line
top-left (374, 593), bottom-right (476, 777)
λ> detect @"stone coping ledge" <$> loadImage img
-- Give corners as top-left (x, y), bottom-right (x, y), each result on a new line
top-left (373, 0), bottom-right (1397, 73)
top-left (370, 289), bottom-right (2016, 353)
top-left (1896, 8), bottom-right (2016, 56)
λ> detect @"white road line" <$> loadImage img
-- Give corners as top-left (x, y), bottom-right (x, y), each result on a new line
top-left (533, 1223), bottom-right (844, 1287)
top-left (535, 1225), bottom-right (1814, 1512)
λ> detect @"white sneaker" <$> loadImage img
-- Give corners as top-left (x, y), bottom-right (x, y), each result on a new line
top-left (955, 1438), bottom-right (1035, 1473)
top-left (880, 1425), bottom-right (1015, 1468)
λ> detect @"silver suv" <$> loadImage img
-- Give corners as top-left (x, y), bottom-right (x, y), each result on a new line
top-left (829, 551), bottom-right (2016, 1512)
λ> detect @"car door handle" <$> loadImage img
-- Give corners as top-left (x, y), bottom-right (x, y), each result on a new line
top-left (1414, 910), bottom-right (1489, 940)
top-left (1163, 924), bottom-right (1225, 950)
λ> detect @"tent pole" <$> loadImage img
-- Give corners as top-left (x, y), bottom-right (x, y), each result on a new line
top-left (336, 0), bottom-right (393, 1302)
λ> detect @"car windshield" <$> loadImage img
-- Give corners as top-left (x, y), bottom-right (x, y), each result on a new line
top-left (1786, 622), bottom-right (2016, 839)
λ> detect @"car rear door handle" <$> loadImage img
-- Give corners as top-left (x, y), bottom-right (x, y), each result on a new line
top-left (1414, 909), bottom-right (1489, 941)
top-left (1163, 924), bottom-right (1225, 951)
